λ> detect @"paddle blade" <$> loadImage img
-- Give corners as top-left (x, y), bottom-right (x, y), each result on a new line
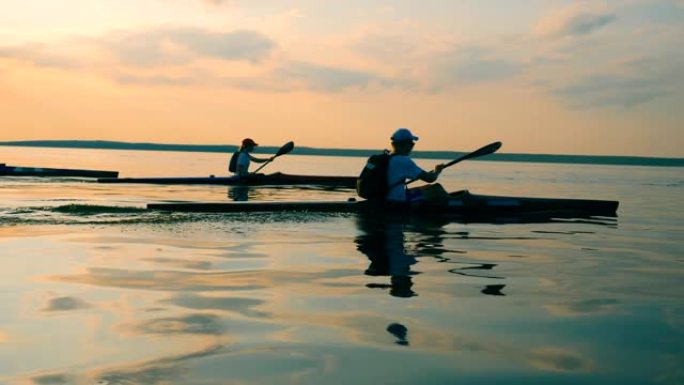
top-left (444, 141), bottom-right (501, 167)
top-left (466, 141), bottom-right (501, 159)
top-left (252, 141), bottom-right (294, 173)
top-left (275, 141), bottom-right (295, 157)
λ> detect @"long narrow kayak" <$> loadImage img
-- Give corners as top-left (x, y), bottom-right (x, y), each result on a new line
top-left (98, 172), bottom-right (357, 188)
top-left (147, 191), bottom-right (619, 217)
top-left (0, 163), bottom-right (118, 178)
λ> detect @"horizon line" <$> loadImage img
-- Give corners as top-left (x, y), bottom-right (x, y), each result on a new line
top-left (1, 140), bottom-right (682, 168)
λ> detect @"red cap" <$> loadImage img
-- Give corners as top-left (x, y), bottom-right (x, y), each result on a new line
top-left (242, 138), bottom-right (258, 146)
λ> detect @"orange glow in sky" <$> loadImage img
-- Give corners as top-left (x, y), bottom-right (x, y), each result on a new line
top-left (1, 1), bottom-right (682, 156)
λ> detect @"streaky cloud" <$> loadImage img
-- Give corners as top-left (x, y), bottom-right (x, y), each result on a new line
top-left (107, 27), bottom-right (276, 66)
top-left (31, 372), bottom-right (72, 385)
top-left (273, 61), bottom-right (393, 92)
top-left (536, 4), bottom-right (617, 37)
top-left (114, 61), bottom-right (402, 92)
top-left (0, 27), bottom-right (276, 69)
top-left (429, 46), bottom-right (524, 89)
top-left (441, 57), bottom-right (522, 85)
top-left (114, 73), bottom-right (199, 86)
top-left (552, 74), bottom-right (670, 108)
top-left (42, 296), bottom-right (91, 312)
top-left (0, 43), bottom-right (86, 69)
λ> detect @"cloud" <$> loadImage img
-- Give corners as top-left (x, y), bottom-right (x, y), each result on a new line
top-left (429, 47), bottom-right (524, 88)
top-left (349, 26), bottom-right (519, 88)
top-left (536, 4), bottom-right (617, 37)
top-left (351, 25), bottom-right (452, 65)
top-left (272, 61), bottom-right (394, 92)
top-left (202, 0), bottom-right (230, 5)
top-left (0, 27), bottom-right (276, 69)
top-left (0, 43), bottom-right (90, 69)
top-left (552, 73), bottom-right (670, 108)
top-left (106, 27), bottom-right (276, 66)
top-left (114, 73), bottom-right (200, 86)
top-left (31, 373), bottom-right (72, 385)
top-left (42, 296), bottom-right (91, 312)
top-left (441, 57), bottom-right (522, 85)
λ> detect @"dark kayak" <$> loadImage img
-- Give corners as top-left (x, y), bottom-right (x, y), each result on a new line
top-left (0, 163), bottom-right (118, 178)
top-left (147, 190), bottom-right (619, 217)
top-left (98, 172), bottom-right (357, 188)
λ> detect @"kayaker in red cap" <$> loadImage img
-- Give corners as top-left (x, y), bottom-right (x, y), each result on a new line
top-left (228, 138), bottom-right (274, 176)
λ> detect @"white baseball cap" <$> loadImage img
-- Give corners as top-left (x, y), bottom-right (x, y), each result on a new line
top-left (391, 128), bottom-right (419, 142)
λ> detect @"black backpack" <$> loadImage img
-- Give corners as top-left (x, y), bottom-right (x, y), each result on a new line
top-left (228, 151), bottom-right (240, 173)
top-left (357, 151), bottom-right (392, 200)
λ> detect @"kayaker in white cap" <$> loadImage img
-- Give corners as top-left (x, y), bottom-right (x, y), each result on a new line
top-left (386, 128), bottom-right (447, 203)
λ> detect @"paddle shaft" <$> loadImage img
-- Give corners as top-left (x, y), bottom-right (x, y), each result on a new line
top-left (405, 141), bottom-right (501, 185)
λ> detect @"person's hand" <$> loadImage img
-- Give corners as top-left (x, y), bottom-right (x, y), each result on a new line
top-left (269, 156), bottom-right (276, 161)
top-left (434, 163), bottom-right (446, 174)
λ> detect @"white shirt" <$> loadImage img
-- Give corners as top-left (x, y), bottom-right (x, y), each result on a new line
top-left (386, 155), bottom-right (424, 202)
top-left (234, 152), bottom-right (251, 175)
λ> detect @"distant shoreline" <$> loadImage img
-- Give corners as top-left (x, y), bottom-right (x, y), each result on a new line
top-left (1, 140), bottom-right (682, 168)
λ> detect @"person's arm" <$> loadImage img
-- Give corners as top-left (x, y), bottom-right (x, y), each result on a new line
top-left (249, 154), bottom-right (274, 163)
top-left (416, 164), bottom-right (445, 183)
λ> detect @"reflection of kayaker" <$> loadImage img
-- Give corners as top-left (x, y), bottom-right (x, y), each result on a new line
top-left (386, 323), bottom-right (410, 346)
top-left (356, 215), bottom-right (417, 298)
top-left (228, 186), bottom-right (250, 201)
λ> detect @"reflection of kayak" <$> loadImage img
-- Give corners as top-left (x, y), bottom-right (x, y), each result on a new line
top-left (99, 172), bottom-right (356, 188)
top-left (0, 163), bottom-right (118, 178)
top-left (147, 190), bottom-right (619, 217)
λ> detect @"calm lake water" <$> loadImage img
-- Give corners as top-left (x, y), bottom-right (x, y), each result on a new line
top-left (0, 146), bottom-right (682, 385)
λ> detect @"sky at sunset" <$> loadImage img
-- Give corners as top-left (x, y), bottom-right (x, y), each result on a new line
top-left (0, 0), bottom-right (682, 156)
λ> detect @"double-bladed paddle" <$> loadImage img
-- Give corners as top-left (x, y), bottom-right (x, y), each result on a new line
top-left (406, 141), bottom-right (502, 185)
top-left (252, 141), bottom-right (295, 173)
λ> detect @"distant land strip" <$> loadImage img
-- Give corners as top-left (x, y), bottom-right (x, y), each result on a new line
top-left (1, 140), bottom-right (683, 167)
